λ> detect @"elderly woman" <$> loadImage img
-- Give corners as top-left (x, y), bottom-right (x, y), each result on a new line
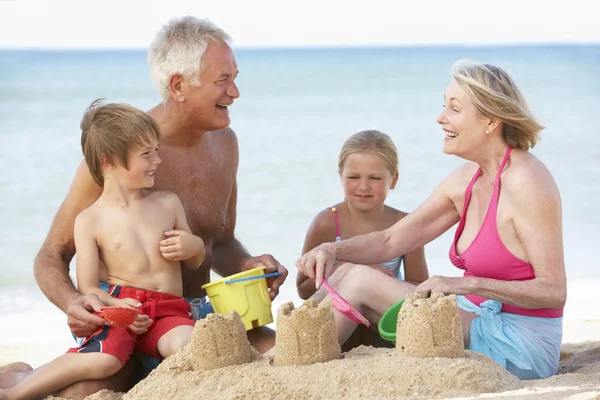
top-left (296, 60), bottom-right (566, 380)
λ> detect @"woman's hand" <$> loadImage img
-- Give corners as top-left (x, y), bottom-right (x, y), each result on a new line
top-left (296, 243), bottom-right (336, 289)
top-left (414, 275), bottom-right (468, 296)
top-left (160, 230), bottom-right (204, 261)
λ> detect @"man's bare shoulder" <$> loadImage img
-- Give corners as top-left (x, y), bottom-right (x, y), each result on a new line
top-left (209, 127), bottom-right (239, 149)
top-left (146, 189), bottom-right (182, 205)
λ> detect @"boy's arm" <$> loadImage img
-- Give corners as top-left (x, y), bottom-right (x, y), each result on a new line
top-left (74, 213), bottom-right (120, 306)
top-left (160, 193), bottom-right (205, 270)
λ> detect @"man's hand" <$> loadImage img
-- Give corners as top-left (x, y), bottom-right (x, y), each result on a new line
top-left (67, 293), bottom-right (107, 338)
top-left (160, 230), bottom-right (204, 261)
top-left (242, 254), bottom-right (288, 300)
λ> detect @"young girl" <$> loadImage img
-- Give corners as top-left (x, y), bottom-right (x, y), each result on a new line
top-left (297, 130), bottom-right (429, 300)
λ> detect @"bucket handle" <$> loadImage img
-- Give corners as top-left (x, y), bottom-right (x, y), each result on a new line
top-left (224, 271), bottom-right (282, 285)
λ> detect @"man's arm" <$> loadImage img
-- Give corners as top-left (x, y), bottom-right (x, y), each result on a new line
top-left (211, 131), bottom-right (287, 299)
top-left (34, 161), bottom-right (103, 312)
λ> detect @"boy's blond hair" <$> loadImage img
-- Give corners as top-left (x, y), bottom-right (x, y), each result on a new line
top-left (80, 99), bottom-right (161, 186)
top-left (338, 130), bottom-right (399, 176)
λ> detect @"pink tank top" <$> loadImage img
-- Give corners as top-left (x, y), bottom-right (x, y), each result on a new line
top-left (449, 147), bottom-right (563, 318)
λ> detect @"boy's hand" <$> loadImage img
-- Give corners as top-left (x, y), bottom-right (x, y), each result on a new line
top-left (113, 298), bottom-right (152, 334)
top-left (160, 230), bottom-right (204, 261)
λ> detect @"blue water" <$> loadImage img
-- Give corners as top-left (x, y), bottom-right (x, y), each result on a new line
top-left (1, 45), bottom-right (599, 316)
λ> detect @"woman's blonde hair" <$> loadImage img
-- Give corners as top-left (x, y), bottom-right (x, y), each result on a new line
top-left (338, 130), bottom-right (398, 176)
top-left (80, 99), bottom-right (161, 187)
top-left (451, 60), bottom-right (543, 150)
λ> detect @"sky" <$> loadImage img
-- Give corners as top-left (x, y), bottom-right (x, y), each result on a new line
top-left (0, 0), bottom-right (598, 49)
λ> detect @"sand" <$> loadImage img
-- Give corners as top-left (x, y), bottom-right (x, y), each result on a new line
top-left (5, 290), bottom-right (600, 400)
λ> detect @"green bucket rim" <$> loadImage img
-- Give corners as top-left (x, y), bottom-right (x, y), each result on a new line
top-left (378, 298), bottom-right (405, 343)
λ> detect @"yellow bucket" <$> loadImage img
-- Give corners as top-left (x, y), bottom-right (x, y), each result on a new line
top-left (201, 266), bottom-right (274, 331)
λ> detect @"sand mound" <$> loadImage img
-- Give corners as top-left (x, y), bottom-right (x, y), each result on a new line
top-left (397, 292), bottom-right (464, 358)
top-left (559, 343), bottom-right (600, 375)
top-left (122, 347), bottom-right (520, 399)
top-left (189, 311), bottom-right (257, 371)
top-left (274, 299), bottom-right (341, 366)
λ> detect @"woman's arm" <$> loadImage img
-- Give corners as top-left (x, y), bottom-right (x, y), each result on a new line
top-left (417, 165), bottom-right (567, 309)
top-left (298, 172), bottom-right (461, 288)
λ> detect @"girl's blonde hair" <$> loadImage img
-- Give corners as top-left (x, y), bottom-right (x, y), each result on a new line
top-left (338, 130), bottom-right (398, 176)
top-left (451, 60), bottom-right (544, 150)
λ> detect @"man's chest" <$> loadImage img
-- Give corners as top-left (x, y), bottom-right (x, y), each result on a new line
top-left (153, 159), bottom-right (234, 239)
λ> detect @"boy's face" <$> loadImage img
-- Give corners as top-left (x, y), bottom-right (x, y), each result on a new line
top-left (113, 138), bottom-right (161, 189)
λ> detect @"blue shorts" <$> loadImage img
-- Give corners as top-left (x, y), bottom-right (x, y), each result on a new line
top-left (75, 282), bottom-right (214, 378)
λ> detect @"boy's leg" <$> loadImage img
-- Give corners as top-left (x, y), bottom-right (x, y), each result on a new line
top-left (155, 325), bottom-right (195, 358)
top-left (2, 353), bottom-right (121, 400)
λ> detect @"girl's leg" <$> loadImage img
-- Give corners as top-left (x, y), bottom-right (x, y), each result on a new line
top-left (156, 325), bottom-right (194, 359)
top-left (328, 264), bottom-right (478, 348)
top-left (2, 353), bottom-right (121, 400)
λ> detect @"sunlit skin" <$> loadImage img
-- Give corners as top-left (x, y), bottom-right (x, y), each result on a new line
top-left (105, 140), bottom-right (161, 192)
top-left (340, 152), bottom-right (397, 214)
top-left (168, 40), bottom-right (240, 136)
top-left (437, 79), bottom-right (496, 161)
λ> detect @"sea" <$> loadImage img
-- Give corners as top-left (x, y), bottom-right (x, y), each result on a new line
top-left (1, 45), bottom-right (599, 349)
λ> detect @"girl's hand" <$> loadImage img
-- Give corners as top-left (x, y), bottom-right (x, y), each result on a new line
top-left (160, 230), bottom-right (204, 261)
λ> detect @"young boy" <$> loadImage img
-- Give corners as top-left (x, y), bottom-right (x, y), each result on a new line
top-left (0, 99), bottom-right (205, 400)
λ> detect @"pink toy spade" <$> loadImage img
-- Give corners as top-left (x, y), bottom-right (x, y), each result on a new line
top-left (320, 276), bottom-right (370, 327)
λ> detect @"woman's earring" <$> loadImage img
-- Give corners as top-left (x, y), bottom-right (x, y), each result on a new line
top-left (485, 130), bottom-right (490, 135)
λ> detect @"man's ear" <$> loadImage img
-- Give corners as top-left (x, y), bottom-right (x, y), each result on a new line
top-left (169, 74), bottom-right (186, 103)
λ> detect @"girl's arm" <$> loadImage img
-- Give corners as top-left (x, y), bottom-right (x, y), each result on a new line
top-left (297, 209), bottom-right (337, 299)
top-left (402, 246), bottom-right (429, 285)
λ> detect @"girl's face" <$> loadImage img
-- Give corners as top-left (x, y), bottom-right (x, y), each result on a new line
top-left (339, 152), bottom-right (397, 212)
top-left (436, 79), bottom-right (490, 157)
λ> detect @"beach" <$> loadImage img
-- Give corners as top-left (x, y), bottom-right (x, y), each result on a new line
top-left (1, 45), bottom-right (599, 398)
top-left (2, 279), bottom-right (600, 399)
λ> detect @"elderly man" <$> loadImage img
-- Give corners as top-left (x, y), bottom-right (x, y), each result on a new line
top-left (5, 16), bottom-right (287, 397)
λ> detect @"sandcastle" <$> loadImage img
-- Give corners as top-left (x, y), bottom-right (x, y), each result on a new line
top-left (274, 299), bottom-right (342, 366)
top-left (189, 310), bottom-right (255, 370)
top-left (396, 292), bottom-right (465, 358)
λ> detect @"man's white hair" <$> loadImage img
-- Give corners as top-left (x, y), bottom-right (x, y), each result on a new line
top-left (148, 16), bottom-right (232, 101)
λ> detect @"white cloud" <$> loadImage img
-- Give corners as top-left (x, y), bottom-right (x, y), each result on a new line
top-left (0, 0), bottom-right (598, 49)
